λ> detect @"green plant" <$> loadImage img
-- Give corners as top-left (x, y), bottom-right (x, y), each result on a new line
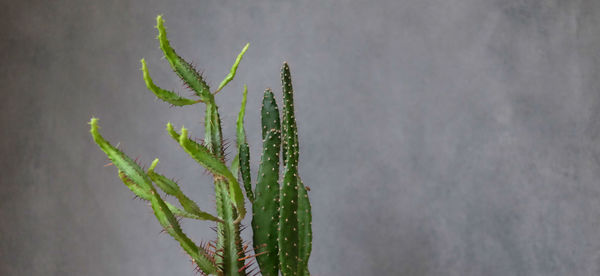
top-left (89, 15), bottom-right (312, 276)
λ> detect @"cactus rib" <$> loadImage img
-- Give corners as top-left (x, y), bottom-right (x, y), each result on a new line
top-left (252, 88), bottom-right (282, 276)
top-left (296, 176), bottom-right (312, 275)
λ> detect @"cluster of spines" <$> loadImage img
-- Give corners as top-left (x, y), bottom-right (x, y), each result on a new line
top-left (91, 15), bottom-right (312, 276)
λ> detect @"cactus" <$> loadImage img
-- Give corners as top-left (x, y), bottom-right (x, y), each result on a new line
top-left (90, 15), bottom-right (312, 276)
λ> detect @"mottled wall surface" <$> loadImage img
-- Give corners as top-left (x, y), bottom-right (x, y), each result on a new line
top-left (2, 0), bottom-right (600, 275)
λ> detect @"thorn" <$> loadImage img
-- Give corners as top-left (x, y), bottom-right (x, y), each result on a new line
top-left (238, 250), bottom-right (268, 261)
top-left (239, 244), bottom-right (249, 256)
top-left (103, 162), bottom-right (114, 167)
top-left (237, 260), bottom-right (254, 273)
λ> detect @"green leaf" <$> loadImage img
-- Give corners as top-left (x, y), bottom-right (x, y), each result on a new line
top-left (116, 170), bottom-right (152, 200)
top-left (174, 126), bottom-right (246, 224)
top-left (90, 118), bottom-right (152, 196)
top-left (118, 170), bottom-right (212, 221)
top-left (156, 15), bottom-right (211, 100)
top-left (236, 85), bottom-right (248, 147)
top-left (216, 43), bottom-right (250, 93)
top-left (166, 122), bottom-right (180, 141)
top-left (140, 59), bottom-right (197, 106)
top-left (166, 122), bottom-right (205, 153)
top-left (149, 189), bottom-right (218, 274)
top-left (178, 127), bottom-right (232, 177)
top-left (147, 159), bottom-right (178, 195)
top-left (90, 118), bottom-right (217, 273)
top-left (147, 159), bottom-right (222, 222)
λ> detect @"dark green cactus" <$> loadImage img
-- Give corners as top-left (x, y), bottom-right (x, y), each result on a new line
top-left (252, 88), bottom-right (282, 276)
top-left (90, 15), bottom-right (312, 276)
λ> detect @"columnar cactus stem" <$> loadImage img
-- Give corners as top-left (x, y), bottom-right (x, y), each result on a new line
top-left (252, 89), bottom-right (282, 276)
top-left (215, 179), bottom-right (246, 276)
top-left (296, 176), bottom-right (312, 276)
top-left (278, 63), bottom-right (301, 276)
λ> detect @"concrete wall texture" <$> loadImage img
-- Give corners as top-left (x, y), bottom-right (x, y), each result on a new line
top-left (2, 0), bottom-right (600, 275)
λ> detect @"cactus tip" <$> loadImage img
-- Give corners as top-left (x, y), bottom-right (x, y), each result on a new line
top-left (149, 158), bottom-right (159, 171)
top-left (89, 117), bottom-right (99, 134)
top-left (180, 126), bottom-right (188, 137)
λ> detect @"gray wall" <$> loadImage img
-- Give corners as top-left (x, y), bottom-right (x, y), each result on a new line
top-left (2, 0), bottom-right (600, 275)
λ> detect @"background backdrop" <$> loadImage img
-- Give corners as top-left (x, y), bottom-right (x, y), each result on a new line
top-left (2, 0), bottom-right (600, 275)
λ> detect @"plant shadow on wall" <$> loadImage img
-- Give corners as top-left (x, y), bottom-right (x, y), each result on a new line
top-left (89, 15), bottom-right (312, 276)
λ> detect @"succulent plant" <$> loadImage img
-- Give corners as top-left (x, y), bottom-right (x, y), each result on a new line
top-left (89, 15), bottom-right (312, 276)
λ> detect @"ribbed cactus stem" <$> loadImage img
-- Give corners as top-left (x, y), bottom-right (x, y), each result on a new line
top-left (278, 62), bottom-right (301, 276)
top-left (215, 179), bottom-right (246, 276)
top-left (277, 63), bottom-right (312, 276)
top-left (296, 176), bottom-right (312, 276)
top-left (252, 89), bottom-right (282, 276)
